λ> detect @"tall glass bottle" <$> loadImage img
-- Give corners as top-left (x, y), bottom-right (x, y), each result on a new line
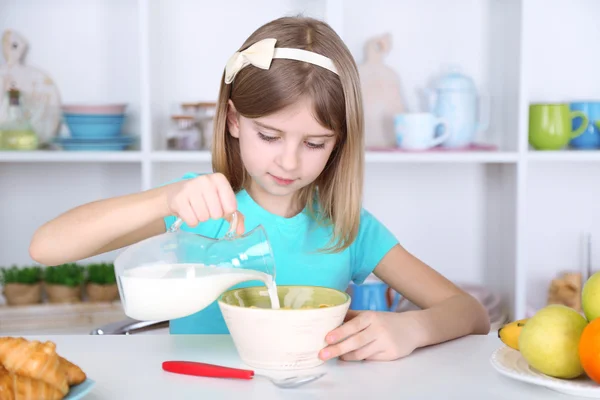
top-left (0, 88), bottom-right (38, 150)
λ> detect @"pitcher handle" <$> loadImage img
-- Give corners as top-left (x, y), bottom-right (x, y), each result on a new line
top-left (224, 212), bottom-right (239, 239)
top-left (168, 218), bottom-right (183, 233)
top-left (168, 212), bottom-right (239, 236)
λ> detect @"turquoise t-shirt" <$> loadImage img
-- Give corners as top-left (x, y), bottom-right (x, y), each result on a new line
top-left (163, 172), bottom-right (398, 334)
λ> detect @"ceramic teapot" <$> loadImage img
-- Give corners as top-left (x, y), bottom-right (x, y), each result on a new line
top-left (426, 67), bottom-right (489, 148)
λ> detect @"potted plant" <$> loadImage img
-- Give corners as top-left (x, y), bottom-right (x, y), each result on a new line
top-left (43, 263), bottom-right (84, 303)
top-left (85, 263), bottom-right (118, 302)
top-left (0, 265), bottom-right (43, 306)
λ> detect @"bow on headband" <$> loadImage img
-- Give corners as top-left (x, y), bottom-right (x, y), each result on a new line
top-left (224, 38), bottom-right (338, 84)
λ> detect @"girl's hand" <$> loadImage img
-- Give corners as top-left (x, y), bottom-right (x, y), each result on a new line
top-left (318, 310), bottom-right (425, 362)
top-left (165, 173), bottom-right (244, 234)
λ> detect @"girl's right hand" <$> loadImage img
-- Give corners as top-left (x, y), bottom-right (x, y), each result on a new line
top-left (165, 173), bottom-right (244, 234)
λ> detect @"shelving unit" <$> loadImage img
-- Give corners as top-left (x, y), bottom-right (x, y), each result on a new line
top-left (1, 0), bottom-right (598, 321)
top-left (0, 151), bottom-right (144, 163)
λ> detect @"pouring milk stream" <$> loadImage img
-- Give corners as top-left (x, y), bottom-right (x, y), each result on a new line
top-left (114, 212), bottom-right (280, 321)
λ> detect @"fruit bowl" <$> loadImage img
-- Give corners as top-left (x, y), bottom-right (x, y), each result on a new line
top-left (491, 346), bottom-right (600, 398)
top-left (218, 285), bottom-right (350, 370)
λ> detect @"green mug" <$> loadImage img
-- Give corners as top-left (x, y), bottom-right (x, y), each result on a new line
top-left (529, 103), bottom-right (588, 150)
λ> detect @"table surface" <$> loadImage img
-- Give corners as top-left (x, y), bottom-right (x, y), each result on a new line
top-left (19, 333), bottom-right (585, 400)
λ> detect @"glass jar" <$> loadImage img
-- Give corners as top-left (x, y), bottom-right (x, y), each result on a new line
top-left (180, 102), bottom-right (216, 150)
top-left (0, 87), bottom-right (38, 150)
top-left (166, 115), bottom-right (201, 150)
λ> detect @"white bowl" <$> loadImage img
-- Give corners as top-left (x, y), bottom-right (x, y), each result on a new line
top-left (61, 104), bottom-right (127, 115)
top-left (218, 285), bottom-right (350, 370)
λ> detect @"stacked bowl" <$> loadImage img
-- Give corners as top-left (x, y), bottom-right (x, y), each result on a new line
top-left (53, 104), bottom-right (136, 151)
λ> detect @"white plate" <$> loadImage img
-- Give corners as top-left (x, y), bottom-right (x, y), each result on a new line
top-left (490, 346), bottom-right (600, 398)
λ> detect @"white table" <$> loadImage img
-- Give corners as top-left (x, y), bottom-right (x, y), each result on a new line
top-left (22, 333), bottom-right (576, 399)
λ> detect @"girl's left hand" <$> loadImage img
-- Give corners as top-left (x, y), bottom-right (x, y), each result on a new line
top-left (318, 310), bottom-right (424, 362)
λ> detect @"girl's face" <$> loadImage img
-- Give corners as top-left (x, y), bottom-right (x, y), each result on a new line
top-left (227, 97), bottom-right (337, 202)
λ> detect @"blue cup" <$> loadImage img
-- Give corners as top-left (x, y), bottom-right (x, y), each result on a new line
top-left (569, 101), bottom-right (600, 149)
top-left (347, 281), bottom-right (401, 312)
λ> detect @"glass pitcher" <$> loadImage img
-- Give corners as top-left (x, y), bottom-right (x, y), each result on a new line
top-left (114, 212), bottom-right (276, 321)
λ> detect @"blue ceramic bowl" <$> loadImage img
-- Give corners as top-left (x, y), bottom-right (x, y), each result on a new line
top-left (64, 113), bottom-right (125, 138)
top-left (52, 136), bottom-right (136, 151)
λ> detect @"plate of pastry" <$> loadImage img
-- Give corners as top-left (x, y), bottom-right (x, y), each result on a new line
top-left (0, 336), bottom-right (94, 399)
top-left (64, 378), bottom-right (96, 400)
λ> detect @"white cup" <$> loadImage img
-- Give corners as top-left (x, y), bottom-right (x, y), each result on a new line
top-left (394, 113), bottom-right (450, 150)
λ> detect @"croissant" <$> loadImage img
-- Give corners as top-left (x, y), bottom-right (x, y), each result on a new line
top-left (0, 364), bottom-right (64, 400)
top-left (58, 356), bottom-right (86, 386)
top-left (0, 337), bottom-right (68, 395)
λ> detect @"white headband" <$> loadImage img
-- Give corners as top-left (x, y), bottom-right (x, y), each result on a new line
top-left (224, 38), bottom-right (339, 84)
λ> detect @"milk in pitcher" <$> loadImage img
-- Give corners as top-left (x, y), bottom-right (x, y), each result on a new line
top-left (119, 263), bottom-right (280, 321)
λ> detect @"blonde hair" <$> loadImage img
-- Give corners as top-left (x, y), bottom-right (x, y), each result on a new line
top-left (212, 16), bottom-right (364, 253)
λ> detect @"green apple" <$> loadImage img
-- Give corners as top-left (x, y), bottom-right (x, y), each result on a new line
top-left (519, 304), bottom-right (588, 379)
top-left (583, 271), bottom-right (600, 321)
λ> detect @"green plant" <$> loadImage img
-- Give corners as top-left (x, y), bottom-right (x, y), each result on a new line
top-left (44, 263), bottom-right (85, 287)
top-left (0, 265), bottom-right (43, 285)
top-left (86, 262), bottom-right (116, 285)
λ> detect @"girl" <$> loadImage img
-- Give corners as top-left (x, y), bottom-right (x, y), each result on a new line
top-left (29, 16), bottom-right (490, 362)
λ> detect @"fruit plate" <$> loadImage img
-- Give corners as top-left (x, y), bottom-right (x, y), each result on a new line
top-left (490, 346), bottom-right (600, 398)
top-left (65, 378), bottom-right (96, 400)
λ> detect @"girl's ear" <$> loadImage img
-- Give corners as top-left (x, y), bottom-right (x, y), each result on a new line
top-left (226, 99), bottom-right (241, 138)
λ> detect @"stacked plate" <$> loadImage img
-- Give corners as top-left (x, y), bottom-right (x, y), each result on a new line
top-left (396, 282), bottom-right (507, 330)
top-left (52, 104), bottom-right (137, 151)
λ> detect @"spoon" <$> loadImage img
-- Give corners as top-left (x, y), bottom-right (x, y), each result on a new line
top-left (162, 360), bottom-right (326, 389)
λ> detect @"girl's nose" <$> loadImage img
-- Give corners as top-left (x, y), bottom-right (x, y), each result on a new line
top-left (276, 144), bottom-right (299, 171)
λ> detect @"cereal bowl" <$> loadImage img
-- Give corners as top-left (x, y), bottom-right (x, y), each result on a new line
top-left (218, 285), bottom-right (350, 370)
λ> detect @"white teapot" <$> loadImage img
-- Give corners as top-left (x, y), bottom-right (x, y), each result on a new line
top-left (426, 67), bottom-right (489, 148)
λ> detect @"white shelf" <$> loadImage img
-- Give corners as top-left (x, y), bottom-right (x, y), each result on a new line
top-left (365, 151), bottom-right (519, 164)
top-left (0, 151), bottom-right (143, 163)
top-left (527, 151), bottom-right (600, 162)
top-left (151, 151), bottom-right (211, 163)
top-left (150, 150), bottom-right (520, 164)
top-left (9, 150), bottom-right (600, 164)
top-left (0, 150), bottom-right (520, 164)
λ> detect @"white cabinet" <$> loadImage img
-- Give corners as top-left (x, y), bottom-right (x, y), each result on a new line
top-left (1, 0), bottom-right (598, 320)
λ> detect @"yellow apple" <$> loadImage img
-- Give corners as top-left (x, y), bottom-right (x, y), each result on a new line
top-left (583, 271), bottom-right (600, 322)
top-left (519, 304), bottom-right (588, 379)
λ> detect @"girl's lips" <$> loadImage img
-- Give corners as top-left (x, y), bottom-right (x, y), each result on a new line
top-left (270, 174), bottom-right (295, 185)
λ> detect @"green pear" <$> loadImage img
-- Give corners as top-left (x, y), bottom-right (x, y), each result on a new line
top-left (583, 271), bottom-right (600, 321)
top-left (519, 304), bottom-right (588, 379)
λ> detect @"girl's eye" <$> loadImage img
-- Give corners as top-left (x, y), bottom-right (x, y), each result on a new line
top-left (257, 132), bottom-right (278, 142)
top-left (305, 141), bottom-right (325, 150)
